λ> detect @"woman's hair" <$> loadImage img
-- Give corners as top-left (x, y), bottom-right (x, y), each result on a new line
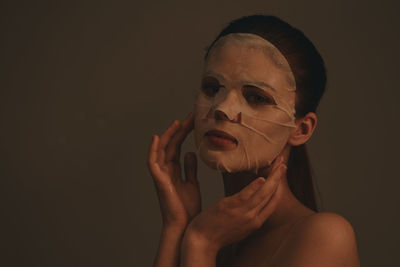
top-left (205, 15), bottom-right (327, 212)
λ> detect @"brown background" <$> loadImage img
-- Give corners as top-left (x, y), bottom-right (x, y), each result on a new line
top-left (1, 1), bottom-right (399, 266)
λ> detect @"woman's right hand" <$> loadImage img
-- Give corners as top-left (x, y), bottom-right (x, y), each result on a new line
top-left (147, 113), bottom-right (201, 231)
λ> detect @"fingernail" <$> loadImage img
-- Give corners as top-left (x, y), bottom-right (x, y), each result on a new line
top-left (281, 164), bottom-right (287, 172)
top-left (256, 177), bottom-right (266, 184)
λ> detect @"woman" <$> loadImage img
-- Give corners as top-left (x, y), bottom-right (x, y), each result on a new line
top-left (148, 15), bottom-right (360, 267)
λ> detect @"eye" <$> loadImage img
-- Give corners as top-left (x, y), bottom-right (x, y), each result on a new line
top-left (201, 83), bottom-right (221, 97)
top-left (243, 86), bottom-right (276, 106)
top-left (201, 77), bottom-right (223, 97)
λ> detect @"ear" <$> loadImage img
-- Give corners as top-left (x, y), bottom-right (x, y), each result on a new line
top-left (288, 112), bottom-right (318, 146)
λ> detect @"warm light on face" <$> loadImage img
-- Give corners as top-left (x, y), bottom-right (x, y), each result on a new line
top-left (194, 33), bottom-right (296, 173)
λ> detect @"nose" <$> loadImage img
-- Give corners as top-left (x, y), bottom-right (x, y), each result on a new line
top-left (214, 109), bottom-right (241, 123)
top-left (213, 90), bottom-right (242, 123)
top-left (207, 89), bottom-right (242, 123)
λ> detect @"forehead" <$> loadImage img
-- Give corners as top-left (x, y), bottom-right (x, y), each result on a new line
top-left (205, 35), bottom-right (296, 90)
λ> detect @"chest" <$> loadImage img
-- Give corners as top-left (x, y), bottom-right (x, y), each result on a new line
top-left (218, 225), bottom-right (293, 267)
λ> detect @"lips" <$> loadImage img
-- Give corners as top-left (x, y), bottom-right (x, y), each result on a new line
top-left (205, 130), bottom-right (238, 143)
top-left (204, 130), bottom-right (238, 150)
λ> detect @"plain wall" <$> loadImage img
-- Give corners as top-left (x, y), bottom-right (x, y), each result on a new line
top-left (1, 0), bottom-right (399, 266)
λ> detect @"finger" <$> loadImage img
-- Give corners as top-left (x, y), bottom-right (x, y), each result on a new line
top-left (148, 135), bottom-right (174, 185)
top-left (148, 151), bottom-right (170, 186)
top-left (248, 164), bottom-right (286, 209)
top-left (165, 113), bottom-right (194, 162)
top-left (234, 177), bottom-right (266, 201)
top-left (257, 183), bottom-right (281, 222)
top-left (257, 168), bottom-right (284, 221)
top-left (147, 135), bottom-right (165, 180)
top-left (158, 120), bottom-right (182, 163)
top-left (147, 135), bottom-right (160, 170)
top-left (184, 152), bottom-right (198, 185)
top-left (258, 155), bottom-right (283, 178)
top-left (270, 156), bottom-right (284, 174)
top-left (159, 120), bottom-right (182, 149)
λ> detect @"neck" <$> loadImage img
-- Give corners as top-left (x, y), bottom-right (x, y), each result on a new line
top-left (221, 146), bottom-right (314, 231)
top-left (222, 170), bottom-right (263, 197)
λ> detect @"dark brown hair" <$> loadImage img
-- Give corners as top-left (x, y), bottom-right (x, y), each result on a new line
top-left (205, 15), bottom-right (327, 211)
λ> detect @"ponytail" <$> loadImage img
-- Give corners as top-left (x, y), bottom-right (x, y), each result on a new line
top-left (287, 144), bottom-right (319, 211)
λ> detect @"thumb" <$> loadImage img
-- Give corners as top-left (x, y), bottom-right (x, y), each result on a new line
top-left (184, 152), bottom-right (198, 185)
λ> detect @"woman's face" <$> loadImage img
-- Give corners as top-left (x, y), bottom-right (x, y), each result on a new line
top-left (194, 34), bottom-right (296, 173)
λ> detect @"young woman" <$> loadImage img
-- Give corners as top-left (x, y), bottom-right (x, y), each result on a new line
top-left (148, 15), bottom-right (360, 267)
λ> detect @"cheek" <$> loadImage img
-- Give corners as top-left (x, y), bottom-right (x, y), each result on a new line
top-left (194, 117), bottom-right (204, 150)
top-left (194, 95), bottom-right (211, 148)
top-left (194, 93), bottom-right (212, 119)
top-left (234, 120), bottom-right (290, 170)
top-left (260, 121), bottom-right (289, 144)
top-left (192, 92), bottom-right (294, 172)
top-left (243, 121), bottom-right (290, 154)
top-left (242, 112), bottom-right (292, 145)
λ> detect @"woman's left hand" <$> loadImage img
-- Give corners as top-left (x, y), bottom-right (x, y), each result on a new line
top-left (182, 157), bottom-right (286, 255)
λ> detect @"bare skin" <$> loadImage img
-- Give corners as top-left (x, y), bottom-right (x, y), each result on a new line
top-left (148, 115), bottom-right (359, 267)
top-left (217, 144), bottom-right (359, 267)
top-left (217, 145), bottom-right (316, 266)
top-left (148, 40), bottom-right (360, 267)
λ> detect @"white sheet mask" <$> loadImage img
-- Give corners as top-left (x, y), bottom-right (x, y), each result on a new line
top-left (194, 33), bottom-right (297, 173)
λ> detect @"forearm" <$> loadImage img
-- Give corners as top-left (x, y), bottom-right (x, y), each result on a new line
top-left (153, 226), bottom-right (186, 267)
top-left (180, 230), bottom-right (218, 267)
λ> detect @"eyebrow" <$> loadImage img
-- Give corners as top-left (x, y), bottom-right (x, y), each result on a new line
top-left (242, 80), bottom-right (276, 92)
top-left (202, 70), bottom-right (227, 84)
top-left (202, 70), bottom-right (277, 92)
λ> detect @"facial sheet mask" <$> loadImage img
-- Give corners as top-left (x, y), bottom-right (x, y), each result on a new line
top-left (194, 33), bottom-right (297, 173)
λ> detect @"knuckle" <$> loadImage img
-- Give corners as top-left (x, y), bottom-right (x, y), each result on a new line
top-left (243, 211), bottom-right (255, 222)
top-left (252, 216), bottom-right (262, 229)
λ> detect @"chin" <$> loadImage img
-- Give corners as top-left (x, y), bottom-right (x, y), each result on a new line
top-left (198, 150), bottom-right (264, 174)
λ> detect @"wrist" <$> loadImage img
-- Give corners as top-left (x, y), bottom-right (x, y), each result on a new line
top-left (162, 224), bottom-right (187, 236)
top-left (182, 227), bottom-right (219, 257)
top-left (155, 225), bottom-right (186, 267)
top-left (180, 229), bottom-right (219, 267)
top-left (162, 216), bottom-right (189, 231)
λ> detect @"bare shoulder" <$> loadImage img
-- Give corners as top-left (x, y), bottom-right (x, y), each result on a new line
top-left (273, 212), bottom-right (360, 267)
top-left (298, 212), bottom-right (357, 242)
